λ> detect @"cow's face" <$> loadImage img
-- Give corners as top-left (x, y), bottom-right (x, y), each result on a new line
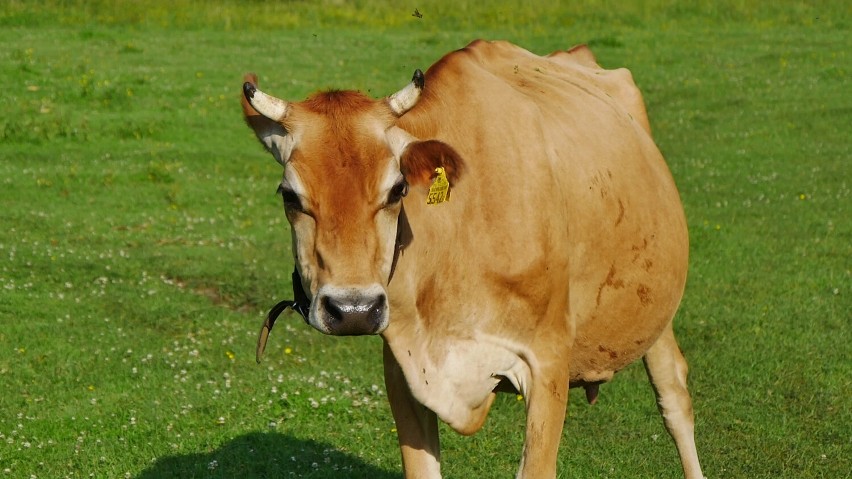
top-left (241, 72), bottom-right (462, 336)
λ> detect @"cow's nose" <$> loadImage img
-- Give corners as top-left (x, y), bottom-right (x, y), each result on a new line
top-left (318, 289), bottom-right (387, 336)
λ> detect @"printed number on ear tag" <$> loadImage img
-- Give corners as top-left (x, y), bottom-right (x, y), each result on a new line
top-left (426, 167), bottom-right (450, 205)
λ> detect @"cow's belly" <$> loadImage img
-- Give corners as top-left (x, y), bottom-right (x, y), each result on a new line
top-left (569, 316), bottom-right (663, 385)
top-left (567, 233), bottom-right (687, 384)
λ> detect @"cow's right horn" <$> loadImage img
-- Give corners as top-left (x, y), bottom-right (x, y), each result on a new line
top-left (243, 81), bottom-right (290, 121)
top-left (388, 69), bottom-right (424, 116)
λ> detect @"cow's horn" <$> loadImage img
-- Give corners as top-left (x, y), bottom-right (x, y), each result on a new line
top-left (243, 81), bottom-right (289, 121)
top-left (388, 69), bottom-right (424, 116)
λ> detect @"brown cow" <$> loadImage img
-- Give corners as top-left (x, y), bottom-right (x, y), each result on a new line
top-left (241, 40), bottom-right (703, 479)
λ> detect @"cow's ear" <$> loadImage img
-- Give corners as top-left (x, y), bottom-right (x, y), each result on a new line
top-left (400, 140), bottom-right (465, 187)
top-left (241, 73), bottom-right (293, 165)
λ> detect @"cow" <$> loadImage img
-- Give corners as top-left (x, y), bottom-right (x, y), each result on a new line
top-left (241, 40), bottom-right (704, 479)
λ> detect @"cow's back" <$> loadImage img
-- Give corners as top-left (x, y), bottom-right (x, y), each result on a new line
top-left (395, 40), bottom-right (688, 384)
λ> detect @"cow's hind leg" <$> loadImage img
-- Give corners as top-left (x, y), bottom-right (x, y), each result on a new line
top-left (643, 324), bottom-right (704, 479)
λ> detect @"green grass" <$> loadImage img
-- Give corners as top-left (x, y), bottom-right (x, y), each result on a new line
top-left (0, 1), bottom-right (849, 478)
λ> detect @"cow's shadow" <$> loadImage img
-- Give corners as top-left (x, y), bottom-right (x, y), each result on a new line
top-left (135, 431), bottom-right (400, 478)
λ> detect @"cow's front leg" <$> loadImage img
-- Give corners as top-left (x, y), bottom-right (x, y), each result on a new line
top-left (516, 362), bottom-right (570, 479)
top-left (383, 341), bottom-right (441, 479)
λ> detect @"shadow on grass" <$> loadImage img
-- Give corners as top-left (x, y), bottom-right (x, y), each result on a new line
top-left (136, 431), bottom-right (401, 479)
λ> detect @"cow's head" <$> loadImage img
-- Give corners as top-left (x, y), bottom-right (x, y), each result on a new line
top-left (242, 71), bottom-right (463, 336)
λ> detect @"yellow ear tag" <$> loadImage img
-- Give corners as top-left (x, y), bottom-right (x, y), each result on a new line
top-left (426, 167), bottom-right (450, 205)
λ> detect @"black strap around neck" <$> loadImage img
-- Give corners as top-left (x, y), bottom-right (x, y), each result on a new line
top-left (256, 268), bottom-right (311, 363)
top-left (266, 269), bottom-right (310, 326)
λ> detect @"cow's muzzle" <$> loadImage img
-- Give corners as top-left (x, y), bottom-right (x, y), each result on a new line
top-left (314, 284), bottom-right (388, 336)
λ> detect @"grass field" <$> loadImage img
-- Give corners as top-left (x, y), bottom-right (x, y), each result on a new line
top-left (0, 1), bottom-right (849, 478)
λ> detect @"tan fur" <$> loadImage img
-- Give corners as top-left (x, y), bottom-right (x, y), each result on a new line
top-left (242, 40), bottom-right (702, 479)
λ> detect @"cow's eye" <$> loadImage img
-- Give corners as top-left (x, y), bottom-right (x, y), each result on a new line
top-left (387, 179), bottom-right (409, 205)
top-left (277, 184), bottom-right (303, 212)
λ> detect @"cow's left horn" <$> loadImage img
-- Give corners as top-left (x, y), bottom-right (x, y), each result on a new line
top-left (243, 81), bottom-right (290, 121)
top-left (388, 69), bottom-right (424, 116)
